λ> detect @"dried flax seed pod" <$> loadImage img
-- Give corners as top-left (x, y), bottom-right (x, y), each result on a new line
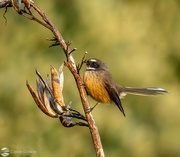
top-left (0, 0), bottom-right (8, 8)
top-left (50, 98), bottom-right (63, 114)
top-left (22, 0), bottom-right (30, 9)
top-left (36, 79), bottom-right (44, 106)
top-left (26, 81), bottom-right (59, 118)
top-left (46, 74), bottom-right (51, 89)
top-left (51, 65), bottom-right (65, 107)
top-left (43, 88), bottom-right (58, 116)
top-left (12, 0), bottom-right (22, 13)
top-left (58, 64), bottom-right (64, 92)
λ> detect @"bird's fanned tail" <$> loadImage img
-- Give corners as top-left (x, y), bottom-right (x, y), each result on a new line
top-left (117, 86), bottom-right (170, 98)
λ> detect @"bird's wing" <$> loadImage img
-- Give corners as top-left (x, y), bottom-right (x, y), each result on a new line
top-left (104, 81), bottom-right (126, 117)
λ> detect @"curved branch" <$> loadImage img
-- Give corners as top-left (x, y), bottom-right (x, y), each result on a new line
top-left (1, 1), bottom-right (105, 156)
top-left (29, 2), bottom-right (104, 156)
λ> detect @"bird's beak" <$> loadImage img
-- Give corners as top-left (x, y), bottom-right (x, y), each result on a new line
top-left (84, 59), bottom-right (87, 64)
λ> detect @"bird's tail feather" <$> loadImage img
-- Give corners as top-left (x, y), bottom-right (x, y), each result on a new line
top-left (117, 86), bottom-right (169, 98)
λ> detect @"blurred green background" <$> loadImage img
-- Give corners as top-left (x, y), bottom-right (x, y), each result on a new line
top-left (0, 0), bottom-right (180, 156)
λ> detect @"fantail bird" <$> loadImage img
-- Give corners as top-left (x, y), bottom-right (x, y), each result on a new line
top-left (83, 58), bottom-right (169, 116)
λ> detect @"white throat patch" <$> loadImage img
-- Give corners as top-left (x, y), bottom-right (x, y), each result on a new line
top-left (86, 66), bottom-right (96, 71)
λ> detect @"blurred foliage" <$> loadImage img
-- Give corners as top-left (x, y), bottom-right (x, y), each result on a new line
top-left (0, 0), bottom-right (180, 156)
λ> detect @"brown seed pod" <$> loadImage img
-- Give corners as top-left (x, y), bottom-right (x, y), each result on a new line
top-left (11, 0), bottom-right (22, 14)
top-left (26, 81), bottom-right (59, 118)
top-left (22, 0), bottom-right (30, 9)
top-left (51, 65), bottom-right (65, 107)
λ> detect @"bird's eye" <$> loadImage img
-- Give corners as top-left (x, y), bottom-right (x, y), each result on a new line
top-left (91, 61), bottom-right (99, 68)
top-left (92, 62), bottom-right (96, 66)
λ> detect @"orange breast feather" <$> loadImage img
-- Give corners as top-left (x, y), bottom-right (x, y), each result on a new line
top-left (84, 71), bottom-right (111, 103)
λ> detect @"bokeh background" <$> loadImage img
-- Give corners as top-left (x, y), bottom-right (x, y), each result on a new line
top-left (0, 0), bottom-right (180, 156)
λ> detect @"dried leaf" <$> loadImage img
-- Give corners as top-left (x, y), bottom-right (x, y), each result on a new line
top-left (50, 98), bottom-right (63, 114)
top-left (43, 88), bottom-right (57, 116)
top-left (58, 64), bottom-right (64, 92)
top-left (51, 65), bottom-right (65, 107)
top-left (46, 74), bottom-right (51, 89)
top-left (36, 79), bottom-right (44, 106)
top-left (36, 69), bottom-right (54, 100)
top-left (67, 101), bottom-right (72, 108)
top-left (59, 117), bottom-right (75, 127)
top-left (63, 114), bottom-right (73, 124)
top-left (0, 0), bottom-right (8, 7)
top-left (60, 101), bottom-right (73, 125)
top-left (26, 81), bottom-right (59, 118)
top-left (12, 0), bottom-right (22, 13)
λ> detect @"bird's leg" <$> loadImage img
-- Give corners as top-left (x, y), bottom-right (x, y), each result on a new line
top-left (88, 102), bottom-right (99, 113)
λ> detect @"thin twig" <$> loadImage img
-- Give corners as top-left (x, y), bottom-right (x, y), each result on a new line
top-left (77, 51), bottom-right (88, 73)
top-left (20, 8), bottom-right (52, 30)
top-left (69, 48), bottom-right (77, 54)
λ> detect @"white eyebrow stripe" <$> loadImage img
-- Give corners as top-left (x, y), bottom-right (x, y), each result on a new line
top-left (89, 59), bottom-right (97, 62)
